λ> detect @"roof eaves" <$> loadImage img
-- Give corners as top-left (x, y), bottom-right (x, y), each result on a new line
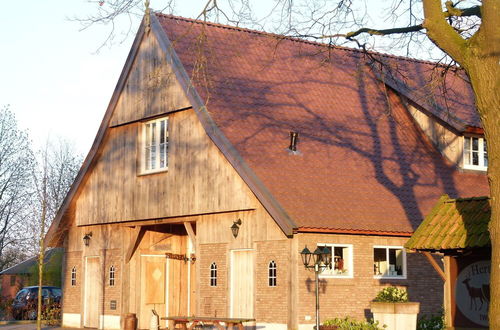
top-left (296, 227), bottom-right (413, 237)
top-left (151, 13), bottom-right (296, 237)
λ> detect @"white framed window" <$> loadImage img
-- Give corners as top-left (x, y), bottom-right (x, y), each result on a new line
top-left (268, 261), bottom-right (277, 286)
top-left (210, 262), bottom-right (217, 287)
top-left (373, 246), bottom-right (406, 279)
top-left (109, 266), bottom-right (115, 287)
top-left (318, 244), bottom-right (353, 278)
top-left (71, 267), bottom-right (77, 286)
top-left (463, 136), bottom-right (487, 171)
top-left (141, 117), bottom-right (169, 174)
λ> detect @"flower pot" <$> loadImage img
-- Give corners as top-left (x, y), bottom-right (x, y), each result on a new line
top-left (318, 326), bottom-right (339, 330)
top-left (370, 302), bottom-right (419, 330)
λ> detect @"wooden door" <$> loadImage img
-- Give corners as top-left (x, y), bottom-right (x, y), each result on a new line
top-left (140, 255), bottom-right (167, 329)
top-left (231, 250), bottom-right (255, 318)
top-left (84, 256), bottom-right (100, 328)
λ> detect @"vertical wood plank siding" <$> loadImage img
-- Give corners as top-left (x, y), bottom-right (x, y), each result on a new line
top-left (110, 31), bottom-right (190, 126)
top-left (73, 32), bottom-right (256, 226)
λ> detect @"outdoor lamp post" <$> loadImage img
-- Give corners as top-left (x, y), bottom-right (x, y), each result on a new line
top-left (300, 246), bottom-right (332, 330)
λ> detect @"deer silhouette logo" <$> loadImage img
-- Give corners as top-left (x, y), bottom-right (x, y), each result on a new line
top-left (462, 278), bottom-right (489, 311)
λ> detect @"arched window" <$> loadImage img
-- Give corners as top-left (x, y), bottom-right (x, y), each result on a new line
top-left (71, 267), bottom-right (77, 286)
top-left (109, 266), bottom-right (115, 286)
top-left (268, 261), bottom-right (277, 287)
top-left (210, 262), bottom-right (217, 287)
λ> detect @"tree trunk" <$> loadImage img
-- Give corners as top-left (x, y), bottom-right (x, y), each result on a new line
top-left (37, 178), bottom-right (47, 330)
top-left (466, 56), bottom-right (500, 328)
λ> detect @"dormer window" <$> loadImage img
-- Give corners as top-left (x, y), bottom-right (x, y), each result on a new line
top-left (141, 117), bottom-right (168, 174)
top-left (463, 136), bottom-right (487, 171)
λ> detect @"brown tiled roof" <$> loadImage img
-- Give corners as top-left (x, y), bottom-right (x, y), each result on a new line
top-left (156, 14), bottom-right (489, 234)
top-left (405, 196), bottom-right (490, 251)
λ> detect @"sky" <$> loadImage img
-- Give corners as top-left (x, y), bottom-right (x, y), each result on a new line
top-left (0, 1), bottom-right (434, 155)
top-left (0, 1), bottom-right (215, 154)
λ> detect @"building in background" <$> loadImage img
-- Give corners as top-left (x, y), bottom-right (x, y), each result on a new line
top-left (0, 248), bottom-right (63, 301)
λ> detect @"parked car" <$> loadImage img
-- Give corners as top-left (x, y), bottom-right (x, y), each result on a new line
top-left (11, 286), bottom-right (62, 320)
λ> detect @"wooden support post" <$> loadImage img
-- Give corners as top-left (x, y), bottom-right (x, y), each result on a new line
top-left (184, 222), bottom-right (196, 252)
top-left (422, 251), bottom-right (446, 281)
top-left (443, 256), bottom-right (453, 328)
top-left (125, 226), bottom-right (145, 263)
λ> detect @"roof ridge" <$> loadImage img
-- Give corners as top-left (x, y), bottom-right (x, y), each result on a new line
top-left (154, 12), bottom-right (454, 68)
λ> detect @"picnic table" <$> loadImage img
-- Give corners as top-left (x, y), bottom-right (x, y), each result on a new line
top-left (162, 316), bottom-right (255, 329)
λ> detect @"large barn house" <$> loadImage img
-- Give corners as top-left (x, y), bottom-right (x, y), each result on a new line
top-left (46, 12), bottom-right (489, 330)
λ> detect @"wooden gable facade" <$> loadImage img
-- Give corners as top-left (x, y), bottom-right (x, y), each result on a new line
top-left (48, 17), bottom-right (290, 330)
top-left (48, 13), bottom-right (490, 330)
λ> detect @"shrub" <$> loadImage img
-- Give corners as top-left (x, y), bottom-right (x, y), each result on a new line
top-left (323, 317), bottom-right (384, 329)
top-left (373, 286), bottom-right (408, 303)
top-left (42, 305), bottom-right (61, 326)
top-left (0, 297), bottom-right (14, 320)
top-left (417, 312), bottom-right (445, 330)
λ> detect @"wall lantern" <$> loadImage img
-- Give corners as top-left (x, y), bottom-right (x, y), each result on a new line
top-left (231, 219), bottom-right (242, 238)
top-left (83, 232), bottom-right (93, 247)
top-left (300, 245), bottom-right (332, 330)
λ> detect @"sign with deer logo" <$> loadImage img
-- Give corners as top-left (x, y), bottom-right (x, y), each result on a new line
top-left (456, 260), bottom-right (490, 327)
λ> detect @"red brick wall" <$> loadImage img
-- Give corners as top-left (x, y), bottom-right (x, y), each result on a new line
top-left (255, 240), bottom-right (290, 324)
top-left (0, 275), bottom-right (25, 300)
top-left (102, 249), bottom-right (122, 315)
top-left (198, 243), bottom-right (227, 317)
top-left (297, 233), bottom-right (443, 324)
top-left (62, 251), bottom-right (82, 314)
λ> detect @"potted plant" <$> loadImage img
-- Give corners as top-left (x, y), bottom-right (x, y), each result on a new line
top-left (370, 287), bottom-right (419, 330)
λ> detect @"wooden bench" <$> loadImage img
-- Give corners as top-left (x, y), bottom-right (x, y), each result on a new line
top-left (162, 316), bottom-right (255, 329)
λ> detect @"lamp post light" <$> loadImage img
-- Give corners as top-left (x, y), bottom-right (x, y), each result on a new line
top-left (300, 246), bottom-right (332, 330)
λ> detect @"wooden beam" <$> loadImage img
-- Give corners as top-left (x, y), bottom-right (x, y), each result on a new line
top-left (119, 209), bottom-right (255, 228)
top-left (121, 217), bottom-right (187, 227)
top-left (125, 226), bottom-right (146, 263)
top-left (184, 222), bottom-right (196, 252)
top-left (422, 251), bottom-right (446, 281)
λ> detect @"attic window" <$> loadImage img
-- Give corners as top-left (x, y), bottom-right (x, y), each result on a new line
top-left (141, 117), bottom-right (169, 174)
top-left (463, 136), bottom-right (487, 171)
